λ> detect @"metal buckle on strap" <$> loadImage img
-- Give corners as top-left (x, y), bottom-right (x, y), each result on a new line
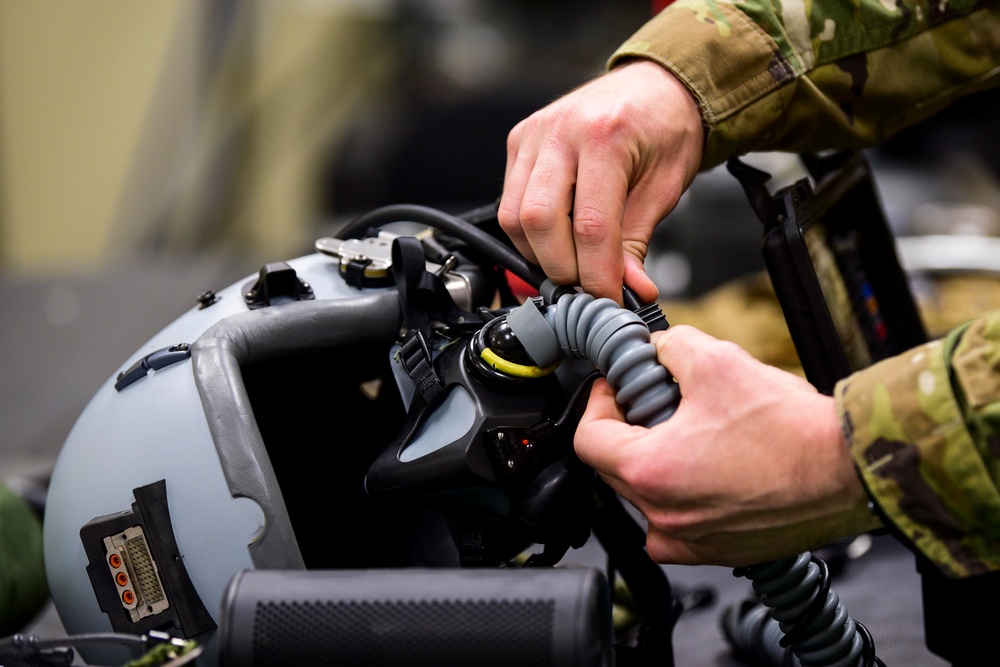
top-left (398, 331), bottom-right (443, 404)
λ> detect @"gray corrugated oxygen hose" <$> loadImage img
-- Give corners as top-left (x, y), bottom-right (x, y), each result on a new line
top-left (505, 289), bottom-right (880, 667)
top-left (506, 292), bottom-right (679, 427)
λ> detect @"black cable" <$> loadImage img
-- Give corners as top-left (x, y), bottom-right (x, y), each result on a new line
top-left (339, 204), bottom-right (547, 289)
top-left (729, 553), bottom-right (883, 667)
top-left (0, 633), bottom-right (146, 651)
top-left (0, 633), bottom-right (141, 667)
top-left (776, 555), bottom-right (831, 650)
top-left (553, 370), bottom-right (601, 432)
top-left (0, 631), bottom-right (194, 667)
top-left (857, 622), bottom-right (886, 667)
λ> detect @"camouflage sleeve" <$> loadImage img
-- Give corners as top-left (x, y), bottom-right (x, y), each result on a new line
top-left (608, 0), bottom-right (1000, 169)
top-left (835, 311), bottom-right (1000, 578)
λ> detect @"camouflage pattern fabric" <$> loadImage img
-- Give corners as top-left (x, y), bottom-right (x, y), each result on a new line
top-left (609, 0), bottom-right (1000, 577)
top-left (665, 274), bottom-right (1000, 577)
top-left (836, 311), bottom-right (1000, 577)
top-left (609, 0), bottom-right (1000, 169)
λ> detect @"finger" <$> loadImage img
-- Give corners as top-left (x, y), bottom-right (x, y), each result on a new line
top-left (498, 124), bottom-right (540, 264)
top-left (573, 380), bottom-right (632, 473)
top-left (516, 146), bottom-right (578, 284)
top-left (596, 472), bottom-right (652, 519)
top-left (623, 253), bottom-right (658, 304)
top-left (645, 529), bottom-right (704, 565)
top-left (503, 119), bottom-right (525, 187)
top-left (572, 141), bottom-right (630, 302)
top-left (652, 324), bottom-right (723, 384)
top-left (619, 178), bottom-right (679, 302)
top-left (578, 378), bottom-right (626, 424)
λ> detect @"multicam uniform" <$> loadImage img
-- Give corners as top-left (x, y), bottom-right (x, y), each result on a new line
top-left (608, 0), bottom-right (1000, 577)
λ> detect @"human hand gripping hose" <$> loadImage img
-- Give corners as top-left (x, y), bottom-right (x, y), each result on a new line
top-left (502, 283), bottom-right (885, 667)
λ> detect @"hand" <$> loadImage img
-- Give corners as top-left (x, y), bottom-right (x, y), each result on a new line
top-left (574, 325), bottom-right (881, 567)
top-left (498, 60), bottom-right (704, 304)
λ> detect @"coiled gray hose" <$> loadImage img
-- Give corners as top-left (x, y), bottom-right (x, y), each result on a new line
top-left (507, 292), bottom-right (878, 667)
top-left (507, 292), bottom-right (679, 427)
top-left (732, 555), bottom-right (868, 667)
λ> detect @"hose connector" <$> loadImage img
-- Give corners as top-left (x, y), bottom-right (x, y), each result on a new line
top-left (505, 293), bottom-right (678, 427)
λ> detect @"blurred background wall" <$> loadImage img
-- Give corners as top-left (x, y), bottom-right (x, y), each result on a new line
top-left (0, 0), bottom-right (653, 278)
top-left (0, 0), bottom-right (399, 274)
top-left (0, 0), bottom-right (199, 274)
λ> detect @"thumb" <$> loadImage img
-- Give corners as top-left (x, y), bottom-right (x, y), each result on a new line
top-left (574, 379), bottom-right (633, 473)
top-left (652, 324), bottom-right (720, 384)
top-left (579, 378), bottom-right (625, 423)
top-left (623, 253), bottom-right (659, 303)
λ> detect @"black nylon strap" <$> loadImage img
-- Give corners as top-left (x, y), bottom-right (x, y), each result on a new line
top-left (397, 329), bottom-right (443, 405)
top-left (391, 237), bottom-right (443, 405)
top-left (391, 237), bottom-right (433, 334)
top-left (391, 236), bottom-right (489, 407)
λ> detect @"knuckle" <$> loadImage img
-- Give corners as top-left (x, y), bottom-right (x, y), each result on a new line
top-left (622, 238), bottom-right (650, 262)
top-left (547, 264), bottom-right (580, 286)
top-left (496, 203), bottom-right (519, 233)
top-left (518, 200), bottom-right (559, 232)
top-left (506, 122), bottom-right (525, 154)
top-left (619, 456), bottom-right (660, 498)
top-left (658, 323), bottom-right (692, 345)
top-left (616, 455), bottom-right (642, 482)
top-left (700, 339), bottom-right (745, 369)
top-left (572, 207), bottom-right (610, 242)
top-left (582, 109), bottom-right (628, 143)
top-left (646, 534), bottom-right (668, 562)
top-left (646, 515), bottom-right (680, 538)
top-left (646, 509), bottom-right (693, 538)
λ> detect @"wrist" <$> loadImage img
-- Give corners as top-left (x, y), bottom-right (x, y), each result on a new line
top-left (817, 393), bottom-right (884, 536)
top-left (790, 391), bottom-right (885, 544)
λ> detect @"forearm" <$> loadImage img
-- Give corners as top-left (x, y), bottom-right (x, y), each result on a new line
top-left (610, 0), bottom-right (1000, 168)
top-left (836, 311), bottom-right (1000, 578)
